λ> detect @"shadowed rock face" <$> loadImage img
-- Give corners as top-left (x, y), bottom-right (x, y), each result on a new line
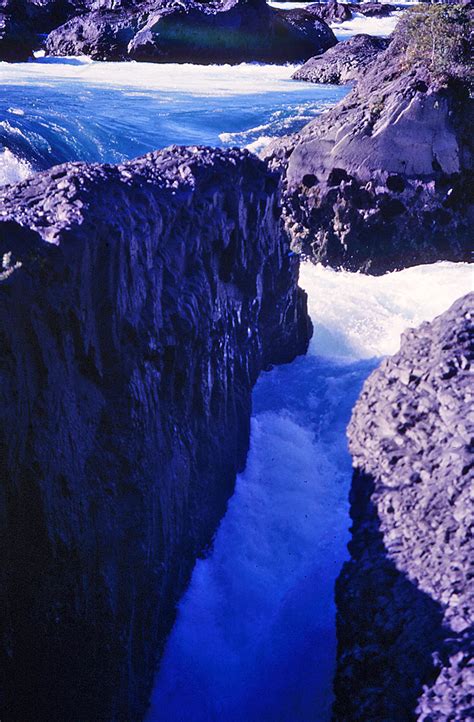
top-left (45, 0), bottom-right (336, 62)
top-left (0, 11), bottom-right (36, 60)
top-left (264, 42), bottom-right (473, 274)
top-left (0, 146), bottom-right (311, 721)
top-left (292, 33), bottom-right (389, 85)
top-left (335, 294), bottom-right (474, 721)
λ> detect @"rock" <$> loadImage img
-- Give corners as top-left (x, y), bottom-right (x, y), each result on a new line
top-left (0, 12), bottom-right (36, 60)
top-left (335, 293), bottom-right (474, 720)
top-left (46, 0), bottom-right (337, 63)
top-left (46, 7), bottom-right (141, 59)
top-left (292, 33), bottom-right (389, 84)
top-left (0, 0), bottom-right (88, 33)
top-left (351, 2), bottom-right (396, 18)
top-left (306, 0), bottom-right (353, 23)
top-left (0, 146), bottom-right (311, 721)
top-left (264, 33), bottom-right (473, 274)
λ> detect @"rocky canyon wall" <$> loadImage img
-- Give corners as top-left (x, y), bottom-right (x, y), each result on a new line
top-left (0, 146), bottom-right (311, 721)
top-left (335, 294), bottom-right (473, 720)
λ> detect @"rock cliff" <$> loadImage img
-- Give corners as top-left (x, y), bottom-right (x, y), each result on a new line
top-left (264, 11), bottom-right (473, 274)
top-left (335, 293), bottom-right (473, 720)
top-left (0, 146), bottom-right (311, 721)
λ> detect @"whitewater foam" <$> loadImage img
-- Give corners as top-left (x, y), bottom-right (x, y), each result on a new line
top-left (333, 11), bottom-right (403, 39)
top-left (0, 148), bottom-right (33, 186)
top-left (0, 60), bottom-right (313, 96)
top-left (147, 261), bottom-right (473, 722)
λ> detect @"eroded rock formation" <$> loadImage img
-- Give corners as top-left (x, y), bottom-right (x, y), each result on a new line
top-left (264, 31), bottom-right (473, 274)
top-left (292, 33), bottom-right (389, 84)
top-left (0, 146), bottom-right (311, 721)
top-left (335, 293), bottom-right (474, 720)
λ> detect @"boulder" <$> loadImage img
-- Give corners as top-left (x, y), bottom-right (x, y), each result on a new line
top-left (46, 0), bottom-right (337, 63)
top-left (0, 146), bottom-right (311, 721)
top-left (354, 2), bottom-right (396, 18)
top-left (306, 0), bottom-right (353, 23)
top-left (292, 33), bottom-right (389, 84)
top-left (264, 37), bottom-right (473, 274)
top-left (335, 293), bottom-right (474, 720)
top-left (46, 8), bottom-right (141, 59)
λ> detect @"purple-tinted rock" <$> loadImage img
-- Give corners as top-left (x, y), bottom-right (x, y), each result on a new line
top-left (46, 0), bottom-right (337, 62)
top-left (335, 293), bottom-right (474, 720)
top-left (0, 11), bottom-right (36, 59)
top-left (0, 146), bottom-right (311, 720)
top-left (264, 35), bottom-right (473, 274)
top-left (292, 33), bottom-right (389, 84)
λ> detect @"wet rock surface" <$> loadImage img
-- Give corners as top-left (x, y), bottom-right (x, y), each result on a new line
top-left (335, 294), bottom-right (474, 721)
top-left (45, 0), bottom-right (336, 63)
top-left (292, 33), bottom-right (389, 84)
top-left (0, 146), bottom-right (311, 721)
top-left (264, 40), bottom-right (473, 274)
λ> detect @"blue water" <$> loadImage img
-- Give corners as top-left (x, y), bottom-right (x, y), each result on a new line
top-left (146, 262), bottom-right (473, 721)
top-left (0, 60), bottom-right (347, 183)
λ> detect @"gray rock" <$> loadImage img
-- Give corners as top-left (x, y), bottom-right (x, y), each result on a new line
top-left (264, 38), bottom-right (473, 274)
top-left (292, 33), bottom-right (389, 84)
top-left (335, 293), bottom-right (474, 720)
top-left (0, 146), bottom-right (311, 720)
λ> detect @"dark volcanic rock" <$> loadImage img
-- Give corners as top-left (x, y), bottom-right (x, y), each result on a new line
top-left (0, 12), bottom-right (36, 60)
top-left (335, 293), bottom-right (474, 721)
top-left (306, 0), bottom-right (352, 23)
top-left (292, 33), bottom-right (389, 84)
top-left (0, 146), bottom-right (311, 721)
top-left (46, 0), bottom-right (337, 63)
top-left (352, 2), bottom-right (396, 18)
top-left (264, 41), bottom-right (473, 274)
top-left (46, 7), bottom-right (141, 59)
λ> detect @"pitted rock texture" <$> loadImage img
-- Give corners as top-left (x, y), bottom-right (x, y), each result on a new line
top-left (335, 294), bottom-right (474, 721)
top-left (292, 34), bottom-right (389, 85)
top-left (264, 40), bottom-right (473, 274)
top-left (46, 0), bottom-right (337, 63)
top-left (0, 146), bottom-right (311, 722)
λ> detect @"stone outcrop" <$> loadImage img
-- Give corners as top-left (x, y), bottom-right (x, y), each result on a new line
top-left (46, 0), bottom-right (336, 63)
top-left (306, 0), bottom-right (352, 24)
top-left (335, 293), bottom-right (473, 720)
top-left (0, 146), bottom-right (311, 721)
top-left (292, 33), bottom-right (389, 84)
top-left (305, 1), bottom-right (396, 24)
top-left (264, 37), bottom-right (473, 274)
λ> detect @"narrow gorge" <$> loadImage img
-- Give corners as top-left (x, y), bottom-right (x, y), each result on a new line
top-left (0, 147), bottom-right (311, 721)
top-left (0, 1), bottom-right (472, 720)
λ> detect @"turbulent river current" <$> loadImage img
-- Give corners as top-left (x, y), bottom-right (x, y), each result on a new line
top-left (146, 261), bottom-right (473, 722)
top-left (0, 61), bottom-right (346, 185)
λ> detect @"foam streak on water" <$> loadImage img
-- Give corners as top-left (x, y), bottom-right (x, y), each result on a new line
top-left (147, 261), bottom-right (473, 722)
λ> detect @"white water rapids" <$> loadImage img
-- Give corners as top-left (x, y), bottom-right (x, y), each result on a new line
top-left (147, 261), bottom-right (473, 721)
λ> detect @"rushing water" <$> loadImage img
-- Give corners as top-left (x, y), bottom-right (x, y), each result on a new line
top-left (0, 60), bottom-right (347, 185)
top-left (146, 262), bottom-right (473, 722)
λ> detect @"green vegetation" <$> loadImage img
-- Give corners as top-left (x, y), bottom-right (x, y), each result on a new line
top-left (394, 4), bottom-right (473, 85)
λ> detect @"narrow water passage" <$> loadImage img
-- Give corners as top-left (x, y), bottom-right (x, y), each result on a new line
top-left (147, 262), bottom-right (472, 722)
